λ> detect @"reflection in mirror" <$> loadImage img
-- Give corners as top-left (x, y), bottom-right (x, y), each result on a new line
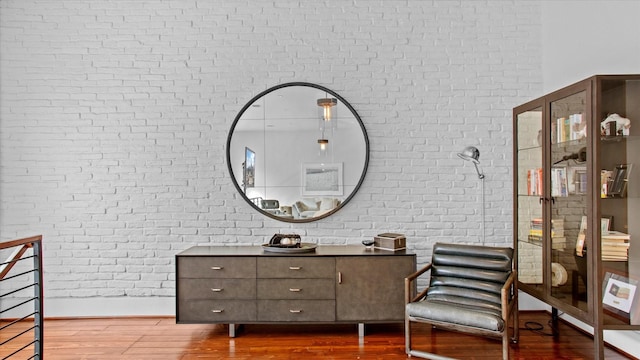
top-left (226, 83), bottom-right (369, 222)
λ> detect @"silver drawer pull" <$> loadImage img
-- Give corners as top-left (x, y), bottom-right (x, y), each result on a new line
top-left (289, 288), bottom-right (301, 292)
top-left (211, 266), bottom-right (224, 270)
top-left (289, 266), bottom-right (302, 270)
top-left (211, 309), bottom-right (224, 313)
top-left (211, 288), bottom-right (223, 292)
top-left (289, 309), bottom-right (302, 313)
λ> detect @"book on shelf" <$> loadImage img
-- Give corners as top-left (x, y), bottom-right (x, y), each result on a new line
top-left (529, 229), bottom-right (565, 237)
top-left (602, 231), bottom-right (631, 240)
top-left (529, 218), bottom-right (565, 237)
top-left (556, 114), bottom-right (584, 142)
top-left (551, 167), bottom-right (568, 197)
top-left (602, 254), bottom-right (628, 261)
top-left (576, 232), bottom-right (586, 256)
top-left (529, 218), bottom-right (564, 227)
top-left (570, 113), bottom-right (585, 140)
top-left (527, 235), bottom-right (567, 249)
top-left (527, 168), bottom-right (543, 196)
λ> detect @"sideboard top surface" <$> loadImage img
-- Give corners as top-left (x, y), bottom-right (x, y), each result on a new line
top-left (176, 245), bottom-right (414, 257)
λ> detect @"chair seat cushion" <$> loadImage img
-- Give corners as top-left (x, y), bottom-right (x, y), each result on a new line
top-left (406, 299), bottom-right (504, 332)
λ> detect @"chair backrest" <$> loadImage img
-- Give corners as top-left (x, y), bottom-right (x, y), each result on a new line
top-left (427, 243), bottom-right (513, 312)
top-left (261, 199), bottom-right (279, 209)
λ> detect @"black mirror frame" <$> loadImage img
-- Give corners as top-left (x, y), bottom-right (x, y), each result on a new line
top-left (226, 82), bottom-right (370, 223)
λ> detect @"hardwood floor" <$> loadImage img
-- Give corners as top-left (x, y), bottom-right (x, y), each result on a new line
top-left (0, 311), bottom-right (632, 359)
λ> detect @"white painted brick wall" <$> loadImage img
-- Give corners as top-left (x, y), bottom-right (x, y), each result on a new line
top-left (0, 0), bottom-right (542, 310)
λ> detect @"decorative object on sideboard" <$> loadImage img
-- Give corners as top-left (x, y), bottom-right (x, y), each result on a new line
top-left (600, 113), bottom-right (631, 136)
top-left (373, 233), bottom-right (406, 251)
top-left (458, 146), bottom-right (486, 245)
top-left (263, 233), bottom-right (317, 253)
top-left (361, 239), bottom-right (375, 249)
top-left (268, 233), bottom-right (302, 248)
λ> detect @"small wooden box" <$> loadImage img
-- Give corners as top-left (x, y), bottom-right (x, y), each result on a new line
top-left (374, 233), bottom-right (406, 251)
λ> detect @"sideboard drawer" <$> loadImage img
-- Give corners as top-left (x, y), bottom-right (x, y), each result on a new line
top-left (178, 257), bottom-right (256, 279)
top-left (257, 279), bottom-right (334, 300)
top-left (179, 279), bottom-right (256, 300)
top-left (257, 300), bottom-right (335, 322)
top-left (178, 300), bottom-right (257, 322)
top-left (257, 257), bottom-right (335, 279)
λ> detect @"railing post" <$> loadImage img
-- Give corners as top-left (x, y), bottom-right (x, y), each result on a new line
top-left (33, 239), bottom-right (44, 360)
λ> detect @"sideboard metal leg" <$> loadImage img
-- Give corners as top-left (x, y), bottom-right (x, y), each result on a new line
top-left (229, 323), bottom-right (239, 338)
top-left (358, 323), bottom-right (365, 337)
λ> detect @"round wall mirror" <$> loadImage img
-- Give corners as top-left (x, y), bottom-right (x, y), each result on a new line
top-left (226, 82), bottom-right (369, 222)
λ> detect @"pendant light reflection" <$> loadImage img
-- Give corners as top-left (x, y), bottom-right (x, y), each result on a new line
top-left (317, 97), bottom-right (337, 122)
top-left (317, 96), bottom-right (337, 152)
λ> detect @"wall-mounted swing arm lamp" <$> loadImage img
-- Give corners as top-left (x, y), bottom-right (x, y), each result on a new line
top-left (458, 146), bottom-right (486, 245)
top-left (457, 146), bottom-right (485, 179)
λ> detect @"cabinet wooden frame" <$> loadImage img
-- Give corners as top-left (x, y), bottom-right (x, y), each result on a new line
top-left (513, 74), bottom-right (640, 359)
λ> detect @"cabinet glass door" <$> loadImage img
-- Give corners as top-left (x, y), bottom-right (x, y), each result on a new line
top-left (516, 105), bottom-right (544, 295)
top-left (549, 90), bottom-right (588, 312)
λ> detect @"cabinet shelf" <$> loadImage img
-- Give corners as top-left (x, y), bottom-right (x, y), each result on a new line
top-left (552, 138), bottom-right (588, 148)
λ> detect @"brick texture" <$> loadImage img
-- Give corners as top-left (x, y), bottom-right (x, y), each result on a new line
top-left (1, 1), bottom-right (542, 303)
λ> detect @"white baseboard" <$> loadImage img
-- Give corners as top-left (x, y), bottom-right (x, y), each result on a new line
top-left (1, 296), bottom-right (175, 318)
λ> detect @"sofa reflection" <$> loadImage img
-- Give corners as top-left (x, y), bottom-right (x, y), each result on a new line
top-left (292, 197), bottom-right (341, 219)
top-left (251, 197), bottom-right (341, 219)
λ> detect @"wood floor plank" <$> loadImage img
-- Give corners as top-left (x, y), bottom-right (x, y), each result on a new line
top-left (0, 311), bottom-right (633, 359)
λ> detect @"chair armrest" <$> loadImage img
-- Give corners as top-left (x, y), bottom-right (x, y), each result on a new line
top-left (405, 263), bottom-right (432, 304)
top-left (501, 270), bottom-right (517, 321)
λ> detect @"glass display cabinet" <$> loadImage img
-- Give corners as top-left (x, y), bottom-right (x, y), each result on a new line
top-left (513, 75), bottom-right (640, 359)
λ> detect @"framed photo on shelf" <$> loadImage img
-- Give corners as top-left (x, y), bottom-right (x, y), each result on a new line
top-left (608, 164), bottom-right (631, 197)
top-left (568, 166), bottom-right (587, 194)
top-left (601, 216), bottom-right (611, 233)
top-left (602, 271), bottom-right (639, 324)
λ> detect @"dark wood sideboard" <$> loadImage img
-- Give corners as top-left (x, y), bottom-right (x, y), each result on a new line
top-left (176, 245), bottom-right (416, 337)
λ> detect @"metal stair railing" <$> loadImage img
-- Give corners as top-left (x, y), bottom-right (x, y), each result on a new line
top-left (0, 235), bottom-right (44, 360)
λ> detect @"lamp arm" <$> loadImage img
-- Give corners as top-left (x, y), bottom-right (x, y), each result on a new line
top-left (473, 162), bottom-right (485, 179)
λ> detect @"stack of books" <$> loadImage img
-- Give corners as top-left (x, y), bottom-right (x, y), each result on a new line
top-left (601, 231), bottom-right (630, 261)
top-left (528, 218), bottom-right (566, 249)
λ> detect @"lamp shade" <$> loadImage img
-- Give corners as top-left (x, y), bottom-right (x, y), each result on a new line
top-left (318, 138), bottom-right (329, 150)
top-left (458, 146), bottom-right (480, 164)
top-left (317, 97), bottom-right (337, 122)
